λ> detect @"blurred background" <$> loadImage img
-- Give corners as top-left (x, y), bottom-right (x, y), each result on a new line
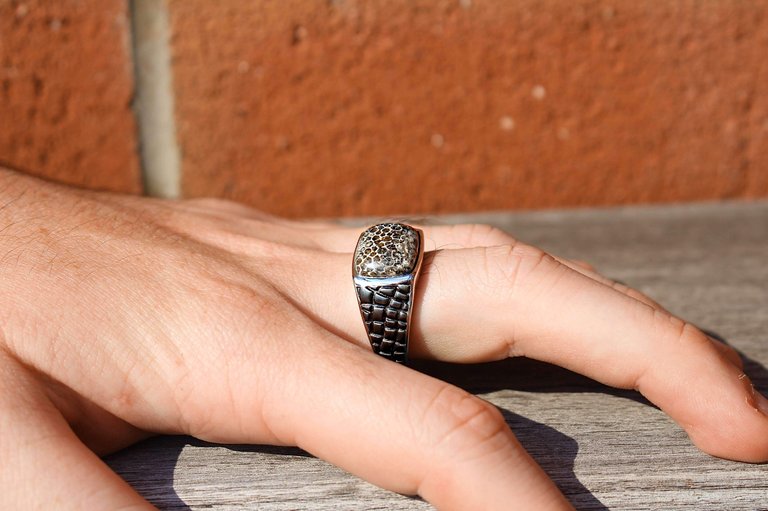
top-left (1, 0), bottom-right (766, 218)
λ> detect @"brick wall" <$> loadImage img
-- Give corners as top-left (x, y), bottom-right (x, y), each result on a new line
top-left (0, 0), bottom-right (141, 193)
top-left (2, 1), bottom-right (767, 217)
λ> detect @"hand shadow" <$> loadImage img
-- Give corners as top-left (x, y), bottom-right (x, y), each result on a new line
top-left (105, 330), bottom-right (765, 511)
top-left (413, 358), bottom-right (620, 511)
top-left (105, 435), bottom-right (192, 511)
top-left (416, 328), bottom-right (768, 403)
top-left (412, 328), bottom-right (768, 510)
top-left (107, 418), bottom-right (608, 511)
top-left (499, 409), bottom-right (609, 511)
top-left (106, 436), bottom-right (312, 511)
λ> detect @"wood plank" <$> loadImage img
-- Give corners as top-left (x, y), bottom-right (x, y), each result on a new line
top-left (106, 201), bottom-right (768, 510)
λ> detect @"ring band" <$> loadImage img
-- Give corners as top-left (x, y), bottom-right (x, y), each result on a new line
top-left (352, 222), bottom-right (425, 364)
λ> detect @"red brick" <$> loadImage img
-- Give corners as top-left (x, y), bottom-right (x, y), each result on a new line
top-left (171, 0), bottom-right (768, 217)
top-left (0, 0), bottom-right (141, 193)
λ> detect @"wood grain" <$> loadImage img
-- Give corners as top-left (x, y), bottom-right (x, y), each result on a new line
top-left (106, 201), bottom-right (768, 510)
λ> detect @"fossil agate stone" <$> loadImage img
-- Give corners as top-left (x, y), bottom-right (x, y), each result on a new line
top-left (354, 223), bottom-right (420, 278)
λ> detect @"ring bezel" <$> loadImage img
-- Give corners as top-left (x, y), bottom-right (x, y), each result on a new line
top-left (352, 222), bottom-right (423, 279)
top-left (352, 222), bottom-right (425, 364)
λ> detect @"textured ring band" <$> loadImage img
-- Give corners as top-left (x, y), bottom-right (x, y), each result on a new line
top-left (352, 222), bottom-right (425, 364)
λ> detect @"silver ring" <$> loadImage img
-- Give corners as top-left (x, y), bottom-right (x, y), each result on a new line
top-left (352, 222), bottom-right (425, 364)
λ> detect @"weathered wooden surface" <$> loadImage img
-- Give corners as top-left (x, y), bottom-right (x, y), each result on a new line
top-left (106, 201), bottom-right (768, 510)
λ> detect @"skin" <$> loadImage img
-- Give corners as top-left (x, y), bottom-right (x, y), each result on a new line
top-left (0, 167), bottom-right (767, 510)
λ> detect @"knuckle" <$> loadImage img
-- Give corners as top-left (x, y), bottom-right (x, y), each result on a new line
top-left (477, 243), bottom-right (559, 293)
top-left (422, 385), bottom-right (509, 457)
top-left (630, 312), bottom-right (716, 392)
top-left (171, 286), bottom-right (296, 436)
top-left (651, 311), bottom-right (726, 362)
top-left (663, 312), bottom-right (708, 348)
top-left (507, 243), bottom-right (556, 275)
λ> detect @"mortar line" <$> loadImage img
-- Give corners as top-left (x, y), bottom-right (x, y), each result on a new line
top-left (129, 0), bottom-right (181, 198)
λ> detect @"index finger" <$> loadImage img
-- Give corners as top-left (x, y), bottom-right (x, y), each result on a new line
top-left (194, 324), bottom-right (574, 510)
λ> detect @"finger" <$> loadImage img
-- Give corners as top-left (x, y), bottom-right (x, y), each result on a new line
top-left (200, 328), bottom-right (573, 511)
top-left (408, 245), bottom-right (768, 462)
top-left (413, 223), bottom-right (665, 310)
top-left (494, 255), bottom-right (742, 369)
top-left (0, 350), bottom-right (153, 510)
top-left (293, 245), bottom-right (768, 462)
top-left (304, 221), bottom-right (746, 368)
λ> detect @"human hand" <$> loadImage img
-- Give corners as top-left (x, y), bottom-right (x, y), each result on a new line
top-left (1, 169), bottom-right (766, 510)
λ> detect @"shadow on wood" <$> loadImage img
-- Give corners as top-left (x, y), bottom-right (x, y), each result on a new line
top-left (106, 437), bottom-right (322, 510)
top-left (107, 436), bottom-right (428, 510)
top-left (413, 328), bottom-right (768, 406)
top-left (104, 333), bottom-right (767, 510)
top-left (413, 357), bottom-right (651, 404)
top-left (498, 409), bottom-right (609, 511)
top-left (106, 435), bottom-right (192, 510)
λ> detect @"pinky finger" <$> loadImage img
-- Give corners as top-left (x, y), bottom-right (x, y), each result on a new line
top-left (258, 334), bottom-right (574, 510)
